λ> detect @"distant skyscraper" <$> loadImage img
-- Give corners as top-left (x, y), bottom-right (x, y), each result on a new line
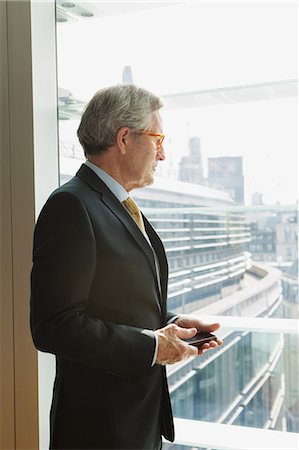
top-left (208, 156), bottom-right (244, 204)
top-left (179, 137), bottom-right (204, 184)
top-left (251, 191), bottom-right (264, 206)
top-left (122, 65), bottom-right (134, 83)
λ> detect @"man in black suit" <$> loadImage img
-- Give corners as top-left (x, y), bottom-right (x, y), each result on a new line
top-left (30, 84), bottom-right (222, 450)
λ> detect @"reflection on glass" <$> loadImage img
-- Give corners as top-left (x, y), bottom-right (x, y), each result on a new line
top-left (55, 0), bottom-right (298, 442)
top-left (170, 333), bottom-right (284, 424)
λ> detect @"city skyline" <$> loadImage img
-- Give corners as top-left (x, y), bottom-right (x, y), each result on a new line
top-left (57, 2), bottom-right (297, 206)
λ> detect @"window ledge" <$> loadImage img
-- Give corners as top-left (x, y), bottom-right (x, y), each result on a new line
top-left (199, 315), bottom-right (299, 335)
top-left (170, 418), bottom-right (299, 450)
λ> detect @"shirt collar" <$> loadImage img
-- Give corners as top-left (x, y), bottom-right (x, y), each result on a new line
top-left (84, 160), bottom-right (128, 203)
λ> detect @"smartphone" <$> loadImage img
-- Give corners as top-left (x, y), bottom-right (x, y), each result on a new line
top-left (183, 331), bottom-right (217, 348)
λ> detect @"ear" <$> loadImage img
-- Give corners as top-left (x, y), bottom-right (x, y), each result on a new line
top-left (116, 127), bottom-right (131, 155)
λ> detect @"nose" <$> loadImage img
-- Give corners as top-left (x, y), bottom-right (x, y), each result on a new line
top-left (156, 145), bottom-right (165, 161)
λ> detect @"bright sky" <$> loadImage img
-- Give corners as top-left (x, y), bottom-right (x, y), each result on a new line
top-left (57, 1), bottom-right (298, 205)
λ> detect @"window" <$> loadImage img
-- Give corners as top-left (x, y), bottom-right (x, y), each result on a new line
top-left (54, 1), bottom-right (298, 448)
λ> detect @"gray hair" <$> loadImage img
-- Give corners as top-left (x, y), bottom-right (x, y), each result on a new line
top-left (77, 84), bottom-right (163, 156)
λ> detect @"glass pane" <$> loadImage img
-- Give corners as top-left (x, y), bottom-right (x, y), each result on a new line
top-left (139, 204), bottom-right (298, 322)
top-left (55, 1), bottom-right (298, 445)
top-left (168, 331), bottom-right (299, 429)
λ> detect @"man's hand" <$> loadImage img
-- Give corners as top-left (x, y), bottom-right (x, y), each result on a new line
top-left (174, 315), bottom-right (223, 355)
top-left (154, 324), bottom-right (199, 365)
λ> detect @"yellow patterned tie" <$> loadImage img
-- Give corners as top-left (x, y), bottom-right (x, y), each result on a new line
top-left (123, 197), bottom-right (145, 234)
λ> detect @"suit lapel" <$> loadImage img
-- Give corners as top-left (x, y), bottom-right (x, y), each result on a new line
top-left (76, 164), bottom-right (162, 305)
top-left (144, 217), bottom-right (168, 309)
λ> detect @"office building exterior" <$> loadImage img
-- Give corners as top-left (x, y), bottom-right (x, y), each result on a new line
top-left (179, 137), bottom-right (204, 185)
top-left (131, 180), bottom-right (295, 436)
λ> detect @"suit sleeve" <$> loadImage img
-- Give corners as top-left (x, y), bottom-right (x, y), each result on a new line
top-left (30, 191), bottom-right (156, 383)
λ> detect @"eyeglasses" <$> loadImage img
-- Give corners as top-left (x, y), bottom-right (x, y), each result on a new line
top-left (137, 130), bottom-right (165, 150)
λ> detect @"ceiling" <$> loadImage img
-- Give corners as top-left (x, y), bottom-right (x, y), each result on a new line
top-left (56, 1), bottom-right (178, 22)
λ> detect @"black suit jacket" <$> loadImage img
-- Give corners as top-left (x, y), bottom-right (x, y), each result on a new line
top-left (30, 164), bottom-right (175, 449)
